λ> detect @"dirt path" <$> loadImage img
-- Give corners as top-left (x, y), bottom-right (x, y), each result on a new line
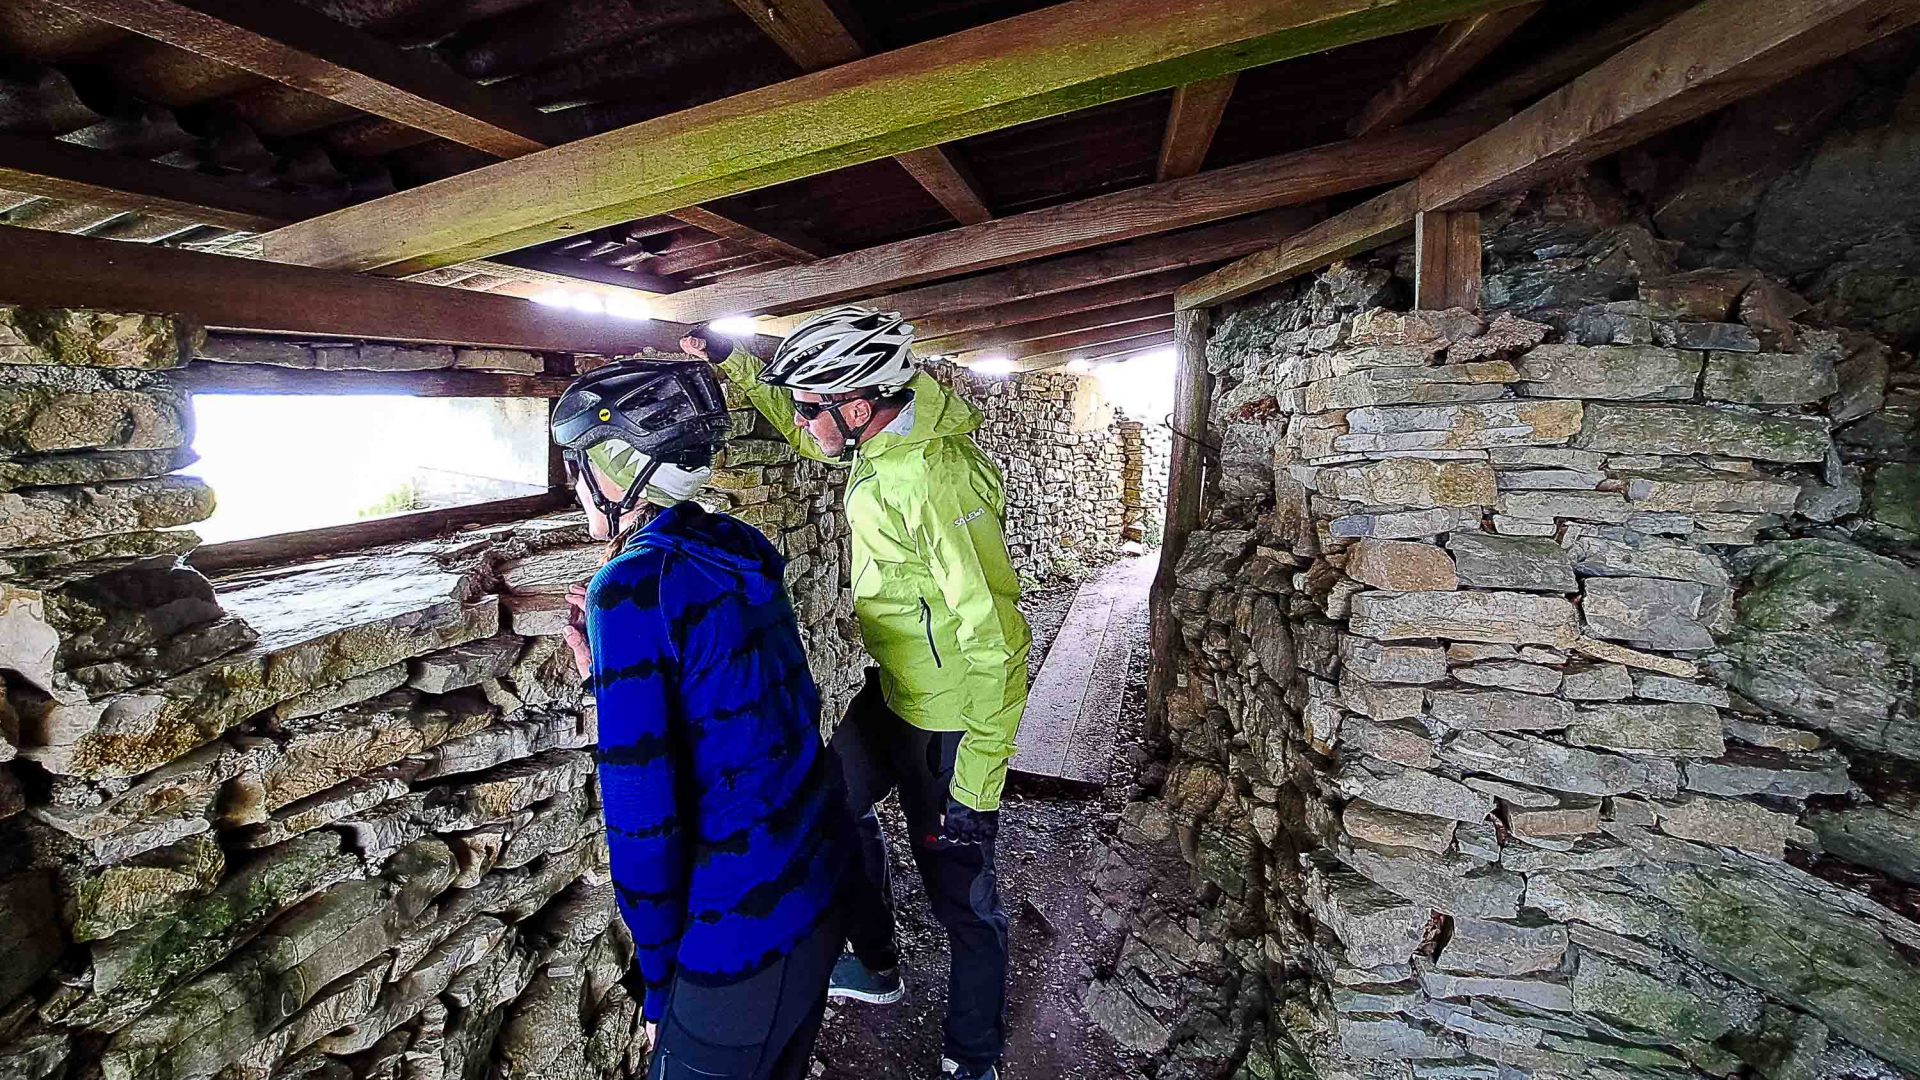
top-left (812, 555), bottom-right (1161, 1080)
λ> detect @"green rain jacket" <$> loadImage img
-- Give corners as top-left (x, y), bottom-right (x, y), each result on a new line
top-left (720, 348), bottom-right (1032, 811)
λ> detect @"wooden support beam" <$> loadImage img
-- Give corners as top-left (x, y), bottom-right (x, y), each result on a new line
top-left (892, 147), bottom-right (995, 225)
top-left (177, 362), bottom-right (574, 398)
top-left (982, 315), bottom-right (1178, 364)
top-left (873, 209), bottom-right (1316, 319)
top-left (1144, 306), bottom-right (1211, 741)
top-left (1179, 0), bottom-right (1920, 310)
top-left (657, 112), bottom-right (1499, 322)
top-left (258, 0), bottom-right (1543, 275)
top-left (920, 296), bottom-right (1172, 354)
top-left (1175, 187), bottom-right (1418, 309)
top-left (1073, 330), bottom-right (1178, 365)
top-left (724, 0), bottom-right (996, 224)
top-left (1412, 209), bottom-right (1481, 309)
top-left (190, 492), bottom-right (573, 574)
top-left (0, 133), bottom-right (338, 232)
top-left (1348, 4), bottom-right (1540, 136)
top-left (45, 0), bottom-right (559, 158)
top-left (0, 226), bottom-right (685, 354)
top-left (910, 268), bottom-right (1193, 340)
top-left (1156, 75), bottom-right (1238, 181)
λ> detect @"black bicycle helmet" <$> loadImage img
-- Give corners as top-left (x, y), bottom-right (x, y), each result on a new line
top-left (550, 358), bottom-right (731, 534)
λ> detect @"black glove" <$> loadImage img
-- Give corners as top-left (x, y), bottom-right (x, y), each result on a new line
top-left (940, 800), bottom-right (999, 846)
top-left (687, 325), bottom-right (735, 362)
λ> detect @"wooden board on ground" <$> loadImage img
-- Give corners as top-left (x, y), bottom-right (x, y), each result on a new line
top-left (1013, 552), bottom-right (1159, 786)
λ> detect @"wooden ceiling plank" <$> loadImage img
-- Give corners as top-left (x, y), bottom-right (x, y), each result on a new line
top-left (910, 267), bottom-right (1194, 339)
top-left (1180, 0), bottom-right (1920, 310)
top-left (489, 248), bottom-right (685, 294)
top-left (655, 112), bottom-right (1498, 323)
top-left (0, 132), bottom-right (338, 232)
top-left (47, 0), bottom-right (814, 267)
top-left (44, 0), bottom-right (558, 157)
top-left (723, 0), bottom-right (997, 224)
top-left (1002, 321), bottom-right (1178, 370)
top-left (1156, 74), bottom-right (1238, 181)
top-left (1348, 4), bottom-right (1541, 137)
top-left (0, 224), bottom-right (687, 353)
top-left (257, 0), bottom-right (1545, 275)
top-left (669, 204), bottom-right (832, 262)
top-left (920, 295), bottom-right (1173, 353)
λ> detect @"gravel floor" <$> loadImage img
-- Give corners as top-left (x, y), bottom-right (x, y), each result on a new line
top-left (812, 556), bottom-right (1157, 1080)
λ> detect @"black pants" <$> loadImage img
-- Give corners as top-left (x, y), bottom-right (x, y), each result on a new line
top-left (647, 911), bottom-right (841, 1080)
top-left (830, 674), bottom-right (1010, 1073)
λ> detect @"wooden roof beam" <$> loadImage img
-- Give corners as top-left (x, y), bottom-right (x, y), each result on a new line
top-left (723, 0), bottom-right (996, 225)
top-left (1178, 0), bottom-right (1920, 311)
top-left (47, 0), bottom-right (816, 267)
top-left (920, 296), bottom-right (1173, 354)
top-left (258, 0), bottom-right (1546, 275)
top-left (909, 267), bottom-right (1195, 340)
top-left (0, 133), bottom-right (339, 233)
top-left (871, 209), bottom-right (1316, 319)
top-left (1348, 4), bottom-right (1540, 136)
top-left (656, 111), bottom-right (1499, 322)
top-left (1007, 325), bottom-right (1179, 371)
top-left (964, 314), bottom-right (1177, 364)
top-left (1156, 75), bottom-right (1238, 181)
top-left (0, 225), bottom-right (686, 354)
top-left (1453, 0), bottom-right (1699, 111)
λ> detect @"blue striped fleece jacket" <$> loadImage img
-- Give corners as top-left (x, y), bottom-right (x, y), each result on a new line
top-left (587, 500), bottom-right (846, 1022)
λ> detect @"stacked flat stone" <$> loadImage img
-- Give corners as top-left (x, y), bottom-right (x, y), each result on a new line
top-left (1158, 259), bottom-right (1920, 1079)
top-left (1117, 418), bottom-right (1170, 544)
top-left (929, 363), bottom-right (1162, 581)
top-left (0, 312), bottom-right (698, 1080)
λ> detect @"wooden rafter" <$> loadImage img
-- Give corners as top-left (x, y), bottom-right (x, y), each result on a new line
top-left (45, 0), bottom-right (813, 266)
top-left (0, 133), bottom-right (338, 232)
top-left (668, 205), bottom-right (834, 262)
top-left (724, 0), bottom-right (996, 225)
top-left (1178, 0), bottom-right (1920, 310)
top-left (910, 268), bottom-right (1195, 340)
top-left (258, 0), bottom-right (1544, 275)
top-left (873, 209), bottom-right (1316, 319)
top-left (1156, 75), bottom-right (1239, 181)
top-left (1453, 0), bottom-right (1699, 111)
top-left (44, 0), bottom-right (559, 158)
top-left (177, 363), bottom-right (574, 398)
top-left (0, 225), bottom-right (685, 354)
top-left (921, 296), bottom-right (1173, 354)
top-left (657, 112), bottom-right (1499, 322)
top-left (1348, 4), bottom-right (1540, 136)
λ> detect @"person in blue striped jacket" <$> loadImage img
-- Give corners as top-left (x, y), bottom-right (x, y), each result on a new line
top-left (552, 358), bottom-right (851, 1080)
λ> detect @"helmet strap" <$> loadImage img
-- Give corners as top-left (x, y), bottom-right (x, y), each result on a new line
top-left (569, 449), bottom-right (665, 538)
top-left (826, 392), bottom-right (888, 461)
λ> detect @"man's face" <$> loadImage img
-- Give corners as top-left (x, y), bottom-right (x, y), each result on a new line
top-left (792, 391), bottom-right (872, 457)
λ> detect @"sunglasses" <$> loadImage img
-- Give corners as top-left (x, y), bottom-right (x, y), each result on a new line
top-left (793, 396), bottom-right (867, 421)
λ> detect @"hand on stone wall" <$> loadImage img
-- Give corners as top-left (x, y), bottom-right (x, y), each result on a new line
top-left (565, 582), bottom-right (593, 681)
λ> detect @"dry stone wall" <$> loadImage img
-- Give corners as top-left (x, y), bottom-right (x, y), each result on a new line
top-left (0, 314), bottom-right (862, 1080)
top-left (1150, 206), bottom-right (1920, 1080)
top-left (928, 362), bottom-right (1170, 580)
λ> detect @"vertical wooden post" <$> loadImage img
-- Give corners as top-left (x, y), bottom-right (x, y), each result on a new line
top-left (1145, 305), bottom-right (1213, 743)
top-left (1413, 209), bottom-right (1483, 310)
top-left (547, 399), bottom-right (570, 493)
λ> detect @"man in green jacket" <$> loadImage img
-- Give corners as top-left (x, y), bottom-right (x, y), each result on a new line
top-left (683, 305), bottom-right (1030, 1080)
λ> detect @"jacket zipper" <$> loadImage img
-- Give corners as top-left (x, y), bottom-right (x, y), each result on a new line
top-left (920, 598), bottom-right (943, 668)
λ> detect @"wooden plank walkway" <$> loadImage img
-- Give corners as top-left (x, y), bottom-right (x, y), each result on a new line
top-left (1011, 551), bottom-right (1159, 786)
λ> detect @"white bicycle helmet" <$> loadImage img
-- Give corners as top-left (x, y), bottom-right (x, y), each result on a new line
top-left (759, 305), bottom-right (917, 394)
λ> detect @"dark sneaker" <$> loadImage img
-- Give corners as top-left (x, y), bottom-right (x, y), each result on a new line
top-left (941, 1058), bottom-right (998, 1080)
top-left (827, 954), bottom-right (905, 1005)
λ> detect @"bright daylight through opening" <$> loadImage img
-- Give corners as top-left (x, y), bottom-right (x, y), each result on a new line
top-left (188, 395), bottom-right (551, 543)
